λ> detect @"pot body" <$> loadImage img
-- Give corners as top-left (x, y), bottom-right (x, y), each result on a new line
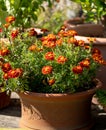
top-left (18, 80), bottom-right (101, 130)
top-left (64, 18), bottom-right (104, 37)
top-left (0, 91), bottom-right (11, 109)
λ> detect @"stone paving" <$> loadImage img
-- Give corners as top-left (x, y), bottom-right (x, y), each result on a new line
top-left (0, 92), bottom-right (106, 130)
top-left (0, 93), bottom-right (20, 128)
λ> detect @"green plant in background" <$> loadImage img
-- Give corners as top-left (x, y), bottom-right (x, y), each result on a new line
top-left (36, 10), bottom-right (65, 34)
top-left (96, 89), bottom-right (106, 106)
top-left (71, 0), bottom-right (106, 23)
top-left (35, 1), bottom-right (65, 34)
top-left (0, 0), bottom-right (56, 29)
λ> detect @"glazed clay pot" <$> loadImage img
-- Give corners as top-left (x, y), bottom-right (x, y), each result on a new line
top-left (18, 79), bottom-right (101, 130)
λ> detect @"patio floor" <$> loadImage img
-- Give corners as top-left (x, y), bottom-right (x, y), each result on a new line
top-left (0, 92), bottom-right (106, 130)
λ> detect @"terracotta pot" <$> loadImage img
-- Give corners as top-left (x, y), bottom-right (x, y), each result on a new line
top-left (64, 18), bottom-right (104, 37)
top-left (18, 79), bottom-right (101, 130)
top-left (75, 36), bottom-right (106, 89)
top-left (0, 91), bottom-right (11, 109)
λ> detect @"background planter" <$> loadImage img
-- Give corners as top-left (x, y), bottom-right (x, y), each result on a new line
top-left (64, 18), bottom-right (104, 37)
top-left (18, 79), bottom-right (101, 130)
top-left (0, 91), bottom-right (11, 109)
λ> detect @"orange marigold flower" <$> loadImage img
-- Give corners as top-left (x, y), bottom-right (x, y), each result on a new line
top-left (48, 79), bottom-right (55, 85)
top-left (28, 44), bottom-right (37, 51)
top-left (2, 63), bottom-right (12, 73)
top-left (66, 30), bottom-right (77, 37)
top-left (77, 40), bottom-right (85, 46)
top-left (3, 73), bottom-right (9, 79)
top-left (57, 56), bottom-right (67, 64)
top-left (45, 52), bottom-right (55, 60)
top-left (48, 41), bottom-right (56, 48)
top-left (58, 30), bottom-right (68, 37)
top-left (6, 16), bottom-right (15, 23)
top-left (3, 23), bottom-right (10, 28)
top-left (92, 53), bottom-right (104, 64)
top-left (87, 37), bottom-right (96, 43)
top-left (8, 68), bottom-right (23, 78)
top-left (79, 59), bottom-right (90, 68)
top-left (42, 40), bottom-right (56, 48)
top-left (72, 65), bottom-right (83, 74)
top-left (68, 37), bottom-right (77, 44)
top-left (11, 30), bottom-right (18, 39)
top-left (56, 38), bottom-right (63, 46)
top-left (41, 34), bottom-right (56, 42)
top-left (42, 66), bottom-right (53, 75)
top-left (28, 28), bottom-right (37, 36)
top-left (0, 48), bottom-right (10, 56)
top-left (92, 48), bottom-right (101, 55)
top-left (47, 34), bottom-right (56, 41)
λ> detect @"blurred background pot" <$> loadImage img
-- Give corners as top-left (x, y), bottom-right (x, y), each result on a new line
top-left (64, 17), bottom-right (104, 37)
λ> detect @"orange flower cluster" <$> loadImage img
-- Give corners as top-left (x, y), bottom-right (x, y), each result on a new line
top-left (58, 30), bottom-right (77, 37)
top-left (3, 68), bottom-right (23, 79)
top-left (40, 30), bottom-right (106, 78)
top-left (41, 34), bottom-right (57, 48)
top-left (72, 59), bottom-right (90, 74)
top-left (92, 48), bottom-right (106, 64)
top-left (0, 44), bottom-right (23, 79)
top-left (1, 62), bottom-right (23, 79)
top-left (68, 37), bottom-right (85, 46)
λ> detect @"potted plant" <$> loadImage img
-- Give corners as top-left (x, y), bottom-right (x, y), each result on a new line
top-left (0, 16), bottom-right (105, 130)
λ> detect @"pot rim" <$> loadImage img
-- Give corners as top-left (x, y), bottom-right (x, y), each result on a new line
top-left (75, 35), bottom-right (106, 45)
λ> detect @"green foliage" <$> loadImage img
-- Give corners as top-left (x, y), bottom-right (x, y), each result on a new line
top-left (0, 0), bottom-right (54, 28)
top-left (71, 0), bottom-right (106, 23)
top-left (36, 11), bottom-right (65, 34)
top-left (96, 89), bottom-right (106, 106)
